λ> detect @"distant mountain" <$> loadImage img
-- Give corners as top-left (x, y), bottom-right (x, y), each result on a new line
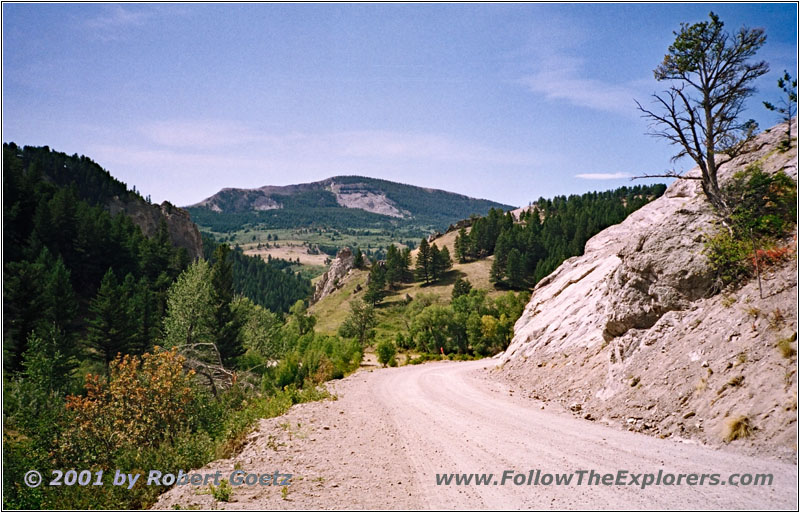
top-left (186, 176), bottom-right (515, 233)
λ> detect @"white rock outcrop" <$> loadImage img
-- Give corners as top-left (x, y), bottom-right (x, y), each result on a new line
top-left (498, 121), bottom-right (798, 460)
top-left (312, 247), bottom-right (356, 304)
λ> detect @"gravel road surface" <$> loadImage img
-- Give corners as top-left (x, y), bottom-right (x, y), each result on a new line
top-left (154, 360), bottom-right (797, 509)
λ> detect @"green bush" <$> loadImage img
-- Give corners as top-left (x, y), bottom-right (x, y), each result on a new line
top-left (209, 479), bottom-right (233, 502)
top-left (703, 230), bottom-right (751, 283)
top-left (376, 340), bottom-right (397, 367)
top-left (704, 165), bottom-right (797, 285)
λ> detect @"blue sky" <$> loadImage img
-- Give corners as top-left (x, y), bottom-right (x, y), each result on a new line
top-left (2, 3), bottom-right (797, 207)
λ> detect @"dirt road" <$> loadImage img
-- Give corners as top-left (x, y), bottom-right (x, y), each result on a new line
top-left (154, 360), bottom-right (797, 509)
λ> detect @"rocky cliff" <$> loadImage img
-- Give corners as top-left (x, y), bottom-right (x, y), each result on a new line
top-left (496, 121), bottom-right (798, 461)
top-left (312, 247), bottom-right (356, 304)
top-left (108, 198), bottom-right (204, 261)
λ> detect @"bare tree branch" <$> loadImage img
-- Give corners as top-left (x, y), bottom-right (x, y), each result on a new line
top-left (634, 12), bottom-right (769, 215)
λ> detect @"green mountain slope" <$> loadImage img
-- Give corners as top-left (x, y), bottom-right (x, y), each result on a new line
top-left (186, 175), bottom-right (515, 234)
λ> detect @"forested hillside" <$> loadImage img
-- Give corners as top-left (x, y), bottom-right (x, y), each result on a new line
top-left (2, 144), bottom-right (361, 510)
top-left (3, 143), bottom-right (192, 371)
top-left (467, 184), bottom-right (668, 288)
top-left (202, 234), bottom-right (312, 313)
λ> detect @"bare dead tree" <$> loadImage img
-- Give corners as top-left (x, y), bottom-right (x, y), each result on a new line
top-left (635, 12), bottom-right (769, 216)
top-left (176, 342), bottom-right (239, 395)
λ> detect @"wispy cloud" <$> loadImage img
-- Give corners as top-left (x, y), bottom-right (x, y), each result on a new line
top-left (139, 120), bottom-right (545, 166)
top-left (515, 17), bottom-right (645, 116)
top-left (575, 172), bottom-right (632, 180)
top-left (83, 5), bottom-right (151, 41)
top-left (92, 120), bottom-right (561, 206)
top-left (520, 51), bottom-right (645, 115)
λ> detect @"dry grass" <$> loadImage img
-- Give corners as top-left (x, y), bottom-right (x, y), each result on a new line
top-left (776, 333), bottom-right (797, 359)
top-left (769, 308), bottom-right (786, 330)
top-left (244, 245), bottom-right (330, 266)
top-left (694, 378), bottom-right (707, 392)
top-left (744, 306), bottom-right (762, 319)
top-left (309, 271), bottom-right (369, 334)
top-left (722, 415), bottom-right (753, 442)
top-left (717, 375), bottom-right (745, 395)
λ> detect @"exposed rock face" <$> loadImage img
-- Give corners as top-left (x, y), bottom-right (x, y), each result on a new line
top-left (497, 121), bottom-right (798, 460)
top-left (329, 181), bottom-right (408, 218)
top-left (427, 231), bottom-right (443, 243)
top-left (108, 198), bottom-right (204, 261)
top-left (312, 247), bottom-right (356, 304)
top-left (445, 218), bottom-right (475, 234)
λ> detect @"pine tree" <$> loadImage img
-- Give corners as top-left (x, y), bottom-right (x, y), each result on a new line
top-left (451, 277), bottom-right (473, 300)
top-left (433, 245), bottom-right (453, 281)
top-left (86, 268), bottom-right (129, 367)
top-left (490, 231), bottom-right (511, 284)
top-left (454, 227), bottom-right (468, 263)
top-left (210, 244), bottom-right (243, 367)
top-left (22, 323), bottom-right (77, 397)
top-left (385, 244), bottom-right (403, 289)
top-left (429, 244), bottom-right (441, 281)
top-left (353, 247), bottom-right (364, 269)
top-left (506, 248), bottom-right (526, 289)
top-left (364, 263), bottom-right (387, 305)
top-left (41, 253), bottom-right (78, 334)
top-left (415, 238), bottom-right (432, 284)
top-left (400, 247), bottom-right (413, 282)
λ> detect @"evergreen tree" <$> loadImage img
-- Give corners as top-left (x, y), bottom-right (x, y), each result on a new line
top-left (454, 227), bottom-right (468, 263)
top-left (22, 323), bottom-right (77, 398)
top-left (636, 12), bottom-right (768, 213)
top-left (86, 268), bottom-right (129, 367)
top-left (490, 231), bottom-right (511, 284)
top-left (400, 247), bottom-right (413, 282)
top-left (40, 253), bottom-right (78, 338)
top-left (429, 244), bottom-right (441, 281)
top-left (451, 277), bottom-right (473, 300)
top-left (432, 245), bottom-right (453, 280)
top-left (210, 244), bottom-right (243, 367)
top-left (4, 257), bottom-right (47, 371)
top-left (353, 247), bottom-right (365, 269)
top-left (384, 244), bottom-right (403, 289)
top-left (506, 248), bottom-right (526, 289)
top-left (415, 238), bottom-right (432, 284)
top-left (763, 70), bottom-right (797, 148)
top-left (364, 263), bottom-right (387, 305)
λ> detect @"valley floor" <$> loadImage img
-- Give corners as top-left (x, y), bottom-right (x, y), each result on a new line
top-left (153, 360), bottom-right (797, 509)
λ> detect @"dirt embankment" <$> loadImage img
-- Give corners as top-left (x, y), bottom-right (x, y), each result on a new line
top-left (499, 120), bottom-right (798, 459)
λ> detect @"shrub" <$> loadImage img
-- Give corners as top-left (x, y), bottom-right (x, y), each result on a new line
top-left (723, 415), bottom-right (753, 442)
top-left (408, 353), bottom-right (445, 365)
top-left (376, 340), bottom-right (397, 367)
top-left (777, 333), bottom-right (797, 359)
top-left (209, 479), bottom-right (232, 502)
top-left (59, 347), bottom-right (196, 467)
top-left (705, 165), bottom-right (797, 286)
top-left (704, 230), bottom-right (751, 284)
